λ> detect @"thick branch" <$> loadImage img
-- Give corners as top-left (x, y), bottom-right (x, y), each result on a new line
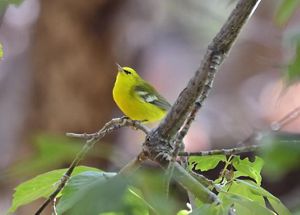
top-left (153, 0), bottom-right (261, 140)
top-left (171, 162), bottom-right (220, 204)
top-left (143, 0), bottom-right (261, 205)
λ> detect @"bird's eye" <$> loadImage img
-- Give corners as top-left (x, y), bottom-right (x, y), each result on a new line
top-left (123, 69), bottom-right (132, 75)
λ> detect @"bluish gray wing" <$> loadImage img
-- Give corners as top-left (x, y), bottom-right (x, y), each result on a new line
top-left (134, 84), bottom-right (171, 111)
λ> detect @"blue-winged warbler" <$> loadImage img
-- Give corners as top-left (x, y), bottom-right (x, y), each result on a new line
top-left (113, 64), bottom-right (171, 122)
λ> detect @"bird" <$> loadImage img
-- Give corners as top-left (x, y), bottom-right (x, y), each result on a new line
top-left (113, 64), bottom-right (171, 123)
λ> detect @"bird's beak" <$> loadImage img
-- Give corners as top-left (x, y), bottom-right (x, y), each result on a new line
top-left (116, 63), bottom-right (123, 73)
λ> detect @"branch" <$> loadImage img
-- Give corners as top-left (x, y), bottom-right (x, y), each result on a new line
top-left (141, 0), bottom-right (261, 205)
top-left (171, 162), bottom-right (220, 204)
top-left (34, 117), bottom-right (149, 215)
top-left (145, 0), bottom-right (261, 199)
top-left (153, 0), bottom-right (262, 140)
top-left (179, 105), bottom-right (300, 157)
top-left (179, 128), bottom-right (260, 157)
top-left (270, 106), bottom-right (300, 131)
top-left (66, 117), bottom-right (150, 139)
top-left (178, 144), bottom-right (262, 157)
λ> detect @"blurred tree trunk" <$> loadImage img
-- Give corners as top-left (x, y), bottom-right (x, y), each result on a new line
top-left (29, 0), bottom-right (124, 133)
top-left (21, 0), bottom-right (126, 213)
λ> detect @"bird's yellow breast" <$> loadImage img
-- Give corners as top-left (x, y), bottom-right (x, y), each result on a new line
top-left (113, 73), bottom-right (167, 122)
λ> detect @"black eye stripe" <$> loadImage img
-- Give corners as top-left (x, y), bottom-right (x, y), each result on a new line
top-left (123, 69), bottom-right (132, 75)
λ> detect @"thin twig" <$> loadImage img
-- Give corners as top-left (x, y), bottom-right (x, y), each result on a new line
top-left (66, 117), bottom-right (150, 139)
top-left (35, 117), bottom-right (149, 215)
top-left (178, 144), bottom-right (262, 157)
top-left (270, 106), bottom-right (300, 131)
top-left (179, 105), bottom-right (300, 157)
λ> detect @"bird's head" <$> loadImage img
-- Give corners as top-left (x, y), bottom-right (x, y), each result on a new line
top-left (116, 63), bottom-right (140, 82)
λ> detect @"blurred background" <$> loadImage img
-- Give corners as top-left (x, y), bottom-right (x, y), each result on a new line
top-left (0, 0), bottom-right (300, 214)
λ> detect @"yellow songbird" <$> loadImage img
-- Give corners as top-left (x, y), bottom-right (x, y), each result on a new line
top-left (113, 64), bottom-right (171, 123)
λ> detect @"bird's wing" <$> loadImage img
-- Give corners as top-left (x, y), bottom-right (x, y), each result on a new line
top-left (134, 83), bottom-right (171, 111)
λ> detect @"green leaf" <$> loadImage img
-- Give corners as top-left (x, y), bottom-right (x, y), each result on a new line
top-left (235, 180), bottom-right (277, 200)
top-left (8, 166), bottom-right (101, 213)
top-left (82, 187), bottom-right (150, 215)
top-left (0, 43), bottom-right (3, 60)
top-left (285, 43), bottom-right (300, 84)
top-left (280, 30), bottom-right (300, 85)
top-left (9, 134), bottom-right (111, 179)
top-left (7, 0), bottom-right (23, 5)
top-left (219, 192), bottom-right (275, 215)
top-left (131, 169), bottom-right (178, 214)
top-left (226, 181), bottom-right (265, 206)
top-left (177, 210), bottom-right (190, 215)
top-left (233, 197), bottom-right (275, 215)
top-left (260, 134), bottom-right (300, 179)
top-left (56, 172), bottom-right (127, 215)
top-left (0, 0), bottom-right (24, 13)
top-left (189, 155), bottom-right (226, 171)
top-left (190, 204), bottom-right (225, 215)
top-left (268, 197), bottom-right (291, 215)
top-left (275, 0), bottom-right (300, 26)
top-left (235, 180), bottom-right (291, 215)
top-left (10, 134), bottom-right (84, 176)
top-left (232, 156), bottom-right (264, 185)
top-left (58, 174), bottom-right (152, 215)
top-left (124, 188), bottom-right (152, 215)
